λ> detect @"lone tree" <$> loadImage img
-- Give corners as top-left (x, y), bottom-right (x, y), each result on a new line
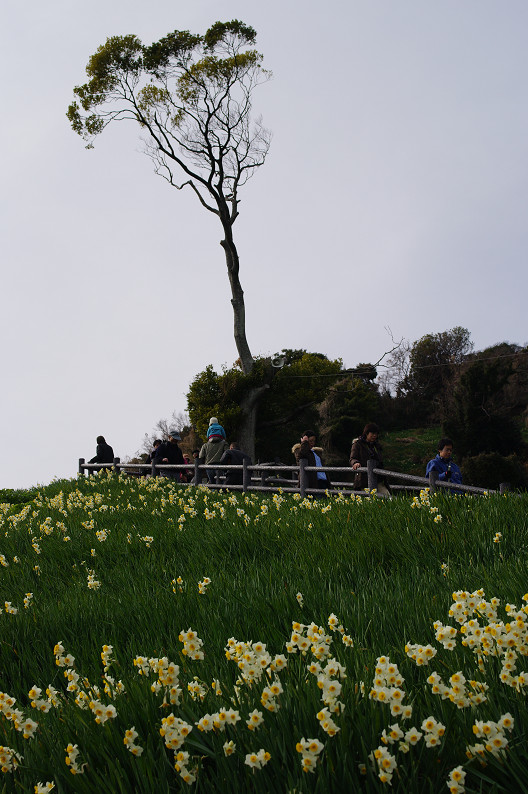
top-left (67, 20), bottom-right (271, 375)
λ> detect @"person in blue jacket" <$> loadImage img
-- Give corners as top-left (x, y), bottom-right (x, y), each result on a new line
top-left (425, 438), bottom-right (462, 488)
top-left (206, 417), bottom-right (226, 440)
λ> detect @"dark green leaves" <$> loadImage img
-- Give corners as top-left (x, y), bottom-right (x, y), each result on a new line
top-left (85, 34), bottom-right (143, 83)
top-left (68, 35), bottom-right (143, 135)
top-left (203, 20), bottom-right (257, 50)
top-left (142, 30), bottom-right (201, 75)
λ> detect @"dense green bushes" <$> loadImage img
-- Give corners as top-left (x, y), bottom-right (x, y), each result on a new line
top-left (461, 452), bottom-right (528, 490)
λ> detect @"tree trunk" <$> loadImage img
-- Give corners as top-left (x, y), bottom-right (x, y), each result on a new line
top-left (220, 220), bottom-right (254, 375)
top-left (218, 210), bottom-right (265, 452)
top-left (238, 384), bottom-right (270, 461)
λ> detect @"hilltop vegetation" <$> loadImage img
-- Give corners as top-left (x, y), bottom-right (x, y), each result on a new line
top-left (153, 329), bottom-right (528, 490)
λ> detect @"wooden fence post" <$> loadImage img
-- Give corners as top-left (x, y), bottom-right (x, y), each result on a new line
top-left (243, 458), bottom-right (250, 492)
top-left (78, 458), bottom-right (85, 476)
top-left (151, 460), bottom-right (157, 477)
top-left (193, 458), bottom-right (200, 486)
top-left (299, 459), bottom-right (307, 498)
top-left (428, 470), bottom-right (438, 493)
top-left (113, 457), bottom-right (120, 474)
top-left (499, 482), bottom-right (510, 495)
top-left (367, 459), bottom-right (378, 491)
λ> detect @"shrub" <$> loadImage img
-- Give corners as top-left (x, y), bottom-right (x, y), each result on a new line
top-left (0, 487), bottom-right (36, 505)
top-left (461, 452), bottom-right (528, 490)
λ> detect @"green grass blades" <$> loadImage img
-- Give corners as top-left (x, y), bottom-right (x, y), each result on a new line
top-left (0, 470), bottom-right (527, 792)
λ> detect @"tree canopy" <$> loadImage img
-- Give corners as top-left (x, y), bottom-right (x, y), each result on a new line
top-left (185, 352), bottom-right (389, 463)
top-left (68, 20), bottom-right (271, 374)
top-left (443, 343), bottom-right (528, 458)
top-left (402, 326), bottom-right (473, 402)
top-left (187, 352), bottom-right (346, 461)
top-left (146, 330), bottom-right (528, 477)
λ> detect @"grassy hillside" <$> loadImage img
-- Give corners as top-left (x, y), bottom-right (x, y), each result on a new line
top-left (0, 472), bottom-right (527, 792)
top-left (378, 426), bottom-right (442, 477)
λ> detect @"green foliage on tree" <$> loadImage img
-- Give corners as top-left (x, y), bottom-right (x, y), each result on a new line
top-left (477, 343), bottom-right (528, 416)
top-left (187, 352), bottom-right (344, 461)
top-left (187, 363), bottom-right (251, 441)
top-left (443, 347), bottom-right (525, 458)
top-left (350, 362), bottom-right (378, 382)
top-left (256, 352), bottom-right (343, 461)
top-left (401, 327), bottom-right (473, 413)
top-left (461, 452), bottom-right (527, 490)
top-left (186, 353), bottom-right (389, 463)
top-left (67, 20), bottom-right (271, 374)
top-left (319, 373), bottom-right (381, 459)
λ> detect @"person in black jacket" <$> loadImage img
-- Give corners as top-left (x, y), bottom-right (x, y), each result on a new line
top-left (349, 423), bottom-right (390, 495)
top-left (153, 430), bottom-right (184, 479)
top-left (89, 436), bottom-right (114, 468)
top-left (220, 443), bottom-right (252, 486)
top-left (145, 439), bottom-right (162, 464)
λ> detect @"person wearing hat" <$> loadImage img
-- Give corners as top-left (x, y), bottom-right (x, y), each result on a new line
top-left (153, 429), bottom-right (184, 479)
top-left (207, 417), bottom-right (226, 440)
top-left (199, 418), bottom-right (229, 483)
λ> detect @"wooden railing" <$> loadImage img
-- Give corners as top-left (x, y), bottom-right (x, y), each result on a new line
top-left (78, 458), bottom-right (509, 497)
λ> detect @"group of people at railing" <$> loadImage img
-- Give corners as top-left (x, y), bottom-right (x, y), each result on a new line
top-left (142, 419), bottom-right (252, 485)
top-left (290, 422), bottom-right (461, 495)
top-left (87, 420), bottom-right (463, 491)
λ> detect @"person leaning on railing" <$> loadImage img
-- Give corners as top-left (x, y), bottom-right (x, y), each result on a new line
top-left (88, 436), bottom-right (114, 470)
top-left (349, 423), bottom-right (390, 495)
top-left (145, 439), bottom-right (162, 464)
top-left (153, 429), bottom-right (184, 480)
top-left (425, 438), bottom-right (462, 488)
top-left (220, 442), bottom-right (252, 487)
top-left (292, 431), bottom-right (331, 490)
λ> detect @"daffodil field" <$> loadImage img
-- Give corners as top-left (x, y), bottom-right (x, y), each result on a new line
top-left (1, 472), bottom-right (527, 793)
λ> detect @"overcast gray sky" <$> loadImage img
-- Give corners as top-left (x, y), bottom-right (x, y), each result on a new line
top-left (1, 0), bottom-right (527, 489)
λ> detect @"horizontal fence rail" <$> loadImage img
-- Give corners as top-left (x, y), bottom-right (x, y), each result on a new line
top-left (78, 457), bottom-right (509, 497)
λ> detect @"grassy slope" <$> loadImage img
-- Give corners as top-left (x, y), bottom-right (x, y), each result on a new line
top-left (378, 426), bottom-right (441, 477)
top-left (0, 474), bottom-right (527, 792)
